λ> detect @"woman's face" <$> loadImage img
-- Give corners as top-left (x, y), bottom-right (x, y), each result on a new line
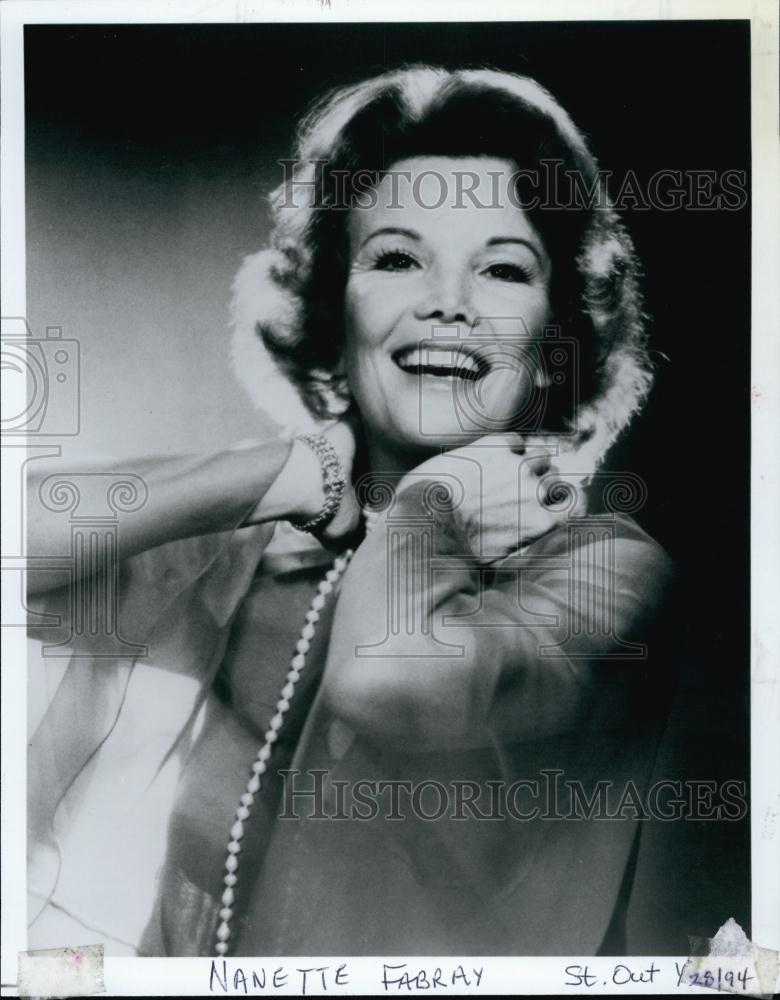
top-left (344, 156), bottom-right (552, 464)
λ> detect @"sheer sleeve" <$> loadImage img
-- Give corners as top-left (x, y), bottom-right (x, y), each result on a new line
top-left (231, 481), bottom-right (679, 956)
top-left (322, 479), bottom-right (675, 752)
top-left (25, 442), bottom-right (293, 951)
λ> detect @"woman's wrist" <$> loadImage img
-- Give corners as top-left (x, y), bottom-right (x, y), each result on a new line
top-left (240, 436), bottom-right (325, 527)
top-left (288, 433), bottom-right (347, 534)
top-left (238, 421), bottom-right (359, 536)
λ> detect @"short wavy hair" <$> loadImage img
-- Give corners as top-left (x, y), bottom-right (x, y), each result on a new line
top-left (233, 65), bottom-right (653, 471)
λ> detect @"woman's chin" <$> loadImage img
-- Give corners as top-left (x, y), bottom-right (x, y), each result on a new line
top-left (382, 413), bottom-right (486, 457)
top-left (360, 391), bottom-right (523, 469)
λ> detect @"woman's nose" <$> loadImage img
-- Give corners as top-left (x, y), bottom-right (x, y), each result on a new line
top-left (413, 265), bottom-right (474, 326)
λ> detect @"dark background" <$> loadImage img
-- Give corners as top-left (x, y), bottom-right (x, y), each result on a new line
top-left (25, 21), bottom-right (751, 952)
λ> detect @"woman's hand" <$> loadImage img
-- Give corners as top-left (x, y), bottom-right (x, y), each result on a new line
top-left (399, 434), bottom-right (586, 561)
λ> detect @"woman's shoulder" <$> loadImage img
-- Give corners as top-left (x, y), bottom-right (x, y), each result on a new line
top-left (521, 512), bottom-right (675, 598)
top-left (527, 510), bottom-right (669, 554)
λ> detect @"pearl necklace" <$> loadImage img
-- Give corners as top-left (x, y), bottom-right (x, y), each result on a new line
top-left (214, 510), bottom-right (379, 956)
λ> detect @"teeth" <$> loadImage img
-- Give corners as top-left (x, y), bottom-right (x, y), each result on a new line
top-left (394, 347), bottom-right (481, 377)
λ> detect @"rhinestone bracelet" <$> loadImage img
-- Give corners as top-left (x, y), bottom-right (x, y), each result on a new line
top-left (290, 432), bottom-right (347, 535)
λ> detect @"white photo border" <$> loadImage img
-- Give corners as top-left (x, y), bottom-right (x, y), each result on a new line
top-left (2, 0), bottom-right (778, 995)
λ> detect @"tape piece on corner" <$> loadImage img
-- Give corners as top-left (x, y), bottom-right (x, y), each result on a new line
top-left (685, 918), bottom-right (780, 998)
top-left (18, 944), bottom-right (105, 998)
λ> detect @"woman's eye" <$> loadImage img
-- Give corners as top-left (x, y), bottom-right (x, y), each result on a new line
top-left (374, 250), bottom-right (419, 271)
top-left (484, 262), bottom-right (532, 283)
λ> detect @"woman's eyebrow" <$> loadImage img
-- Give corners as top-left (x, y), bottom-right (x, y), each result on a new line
top-left (359, 226), bottom-right (421, 250)
top-left (485, 236), bottom-right (547, 266)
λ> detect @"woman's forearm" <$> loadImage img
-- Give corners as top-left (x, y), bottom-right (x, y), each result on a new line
top-left (322, 480), bottom-right (674, 751)
top-left (26, 436), bottom-right (324, 593)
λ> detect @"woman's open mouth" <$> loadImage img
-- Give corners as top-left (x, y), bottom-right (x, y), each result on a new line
top-left (392, 346), bottom-right (485, 381)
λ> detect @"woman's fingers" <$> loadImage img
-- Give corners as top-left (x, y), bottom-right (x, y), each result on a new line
top-left (322, 417), bottom-right (359, 467)
top-left (401, 435), bottom-right (580, 558)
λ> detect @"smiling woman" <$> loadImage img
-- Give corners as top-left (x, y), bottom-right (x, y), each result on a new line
top-left (344, 158), bottom-right (553, 456)
top-left (27, 64), bottom-right (678, 958)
